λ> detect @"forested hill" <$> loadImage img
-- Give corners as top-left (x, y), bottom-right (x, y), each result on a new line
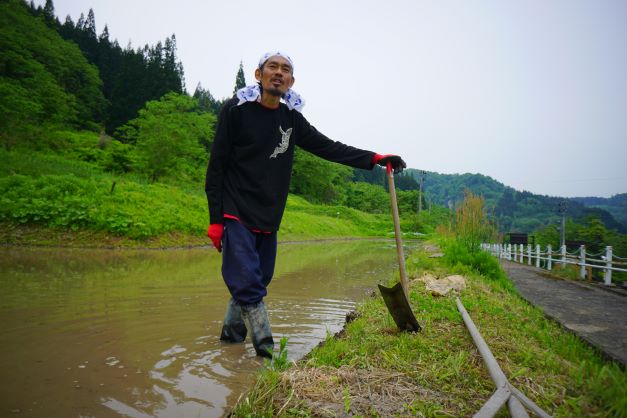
top-left (24, 0), bottom-right (185, 134)
top-left (401, 169), bottom-right (626, 234)
top-left (1, 0), bottom-right (106, 142)
top-left (571, 194), bottom-right (627, 228)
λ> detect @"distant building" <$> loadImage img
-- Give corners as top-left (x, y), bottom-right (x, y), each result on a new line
top-left (507, 233), bottom-right (528, 245)
top-left (565, 240), bottom-right (586, 250)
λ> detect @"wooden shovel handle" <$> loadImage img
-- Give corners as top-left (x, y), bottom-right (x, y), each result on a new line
top-left (387, 163), bottom-right (409, 299)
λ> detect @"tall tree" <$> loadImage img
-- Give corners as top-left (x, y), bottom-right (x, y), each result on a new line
top-left (42, 0), bottom-right (55, 24)
top-left (233, 61), bottom-right (246, 94)
top-left (290, 148), bottom-right (352, 204)
top-left (193, 83), bottom-right (223, 117)
top-left (76, 12), bottom-right (85, 30)
top-left (85, 8), bottom-right (96, 38)
top-left (453, 190), bottom-right (497, 253)
top-left (117, 93), bottom-right (215, 182)
top-left (99, 24), bottom-right (110, 44)
top-left (163, 34), bottom-right (184, 92)
top-left (59, 15), bottom-right (75, 44)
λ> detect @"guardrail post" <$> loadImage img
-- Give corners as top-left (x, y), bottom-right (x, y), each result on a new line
top-left (604, 246), bottom-right (613, 285)
top-left (535, 244), bottom-right (540, 268)
top-left (519, 244), bottom-right (524, 263)
top-left (513, 244), bottom-right (517, 263)
top-left (507, 244), bottom-right (512, 261)
top-left (527, 244), bottom-right (532, 265)
top-left (579, 245), bottom-right (586, 279)
top-left (561, 245), bottom-right (566, 268)
top-left (547, 245), bottom-right (552, 271)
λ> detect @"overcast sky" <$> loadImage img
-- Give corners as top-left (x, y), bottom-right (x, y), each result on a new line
top-left (36, 0), bottom-right (627, 198)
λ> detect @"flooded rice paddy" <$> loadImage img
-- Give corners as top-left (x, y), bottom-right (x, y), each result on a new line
top-left (0, 240), bottom-right (407, 417)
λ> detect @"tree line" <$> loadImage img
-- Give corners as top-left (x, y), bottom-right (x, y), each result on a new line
top-left (28, 0), bottom-right (185, 134)
top-left (400, 169), bottom-right (626, 235)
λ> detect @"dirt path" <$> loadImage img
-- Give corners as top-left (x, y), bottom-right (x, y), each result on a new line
top-left (501, 260), bottom-right (627, 366)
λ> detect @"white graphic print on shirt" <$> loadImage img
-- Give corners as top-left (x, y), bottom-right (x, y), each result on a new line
top-left (269, 126), bottom-right (292, 159)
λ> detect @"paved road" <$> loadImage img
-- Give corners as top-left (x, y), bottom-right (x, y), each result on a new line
top-left (500, 260), bottom-right (627, 366)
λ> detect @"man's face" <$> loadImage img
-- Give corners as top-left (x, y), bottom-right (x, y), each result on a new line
top-left (255, 56), bottom-right (295, 97)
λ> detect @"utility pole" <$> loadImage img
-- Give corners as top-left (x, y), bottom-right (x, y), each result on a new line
top-left (418, 170), bottom-right (426, 216)
top-left (558, 201), bottom-right (567, 250)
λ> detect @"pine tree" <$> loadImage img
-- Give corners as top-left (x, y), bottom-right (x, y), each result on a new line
top-left (194, 83), bottom-right (223, 116)
top-left (233, 61), bottom-right (246, 94)
top-left (63, 15), bottom-right (74, 28)
top-left (76, 12), bottom-right (85, 29)
top-left (85, 8), bottom-right (96, 38)
top-left (163, 35), bottom-right (184, 93)
top-left (43, 0), bottom-right (55, 23)
top-left (99, 24), bottom-right (110, 44)
top-left (27, 1), bottom-right (42, 16)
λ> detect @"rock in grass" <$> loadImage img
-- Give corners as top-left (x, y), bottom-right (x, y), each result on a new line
top-left (414, 273), bottom-right (467, 296)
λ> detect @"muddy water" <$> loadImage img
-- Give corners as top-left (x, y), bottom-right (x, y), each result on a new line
top-left (0, 240), bottom-right (406, 417)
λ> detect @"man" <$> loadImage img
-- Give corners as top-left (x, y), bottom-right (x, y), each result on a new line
top-left (205, 51), bottom-right (406, 358)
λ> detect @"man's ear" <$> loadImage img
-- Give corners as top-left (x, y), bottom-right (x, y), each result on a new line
top-left (288, 76), bottom-right (295, 89)
top-left (255, 68), bottom-right (262, 81)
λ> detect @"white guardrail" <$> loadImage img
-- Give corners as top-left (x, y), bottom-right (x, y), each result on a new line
top-left (481, 243), bottom-right (627, 286)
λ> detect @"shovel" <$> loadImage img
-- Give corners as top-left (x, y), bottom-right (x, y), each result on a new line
top-left (377, 163), bottom-right (421, 332)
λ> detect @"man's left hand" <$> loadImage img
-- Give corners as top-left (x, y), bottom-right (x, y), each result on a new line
top-left (375, 154), bottom-right (406, 174)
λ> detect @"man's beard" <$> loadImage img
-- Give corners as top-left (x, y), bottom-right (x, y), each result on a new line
top-left (265, 87), bottom-right (283, 97)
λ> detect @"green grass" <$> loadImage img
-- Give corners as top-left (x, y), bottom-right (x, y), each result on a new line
top-left (0, 148), bottom-right (399, 247)
top-left (231, 242), bottom-right (627, 417)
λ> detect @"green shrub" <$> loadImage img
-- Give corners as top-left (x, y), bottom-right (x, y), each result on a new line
top-left (442, 239), bottom-right (513, 290)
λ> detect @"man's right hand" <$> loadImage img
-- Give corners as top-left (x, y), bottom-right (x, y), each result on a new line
top-left (207, 224), bottom-right (224, 252)
top-left (374, 154), bottom-right (406, 174)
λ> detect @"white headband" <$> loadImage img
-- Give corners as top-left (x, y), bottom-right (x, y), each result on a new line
top-left (258, 51), bottom-right (294, 72)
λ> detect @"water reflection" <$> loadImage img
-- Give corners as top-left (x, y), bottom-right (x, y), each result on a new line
top-left (0, 240), bottom-right (408, 417)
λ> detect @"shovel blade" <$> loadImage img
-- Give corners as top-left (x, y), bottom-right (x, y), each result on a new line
top-left (378, 283), bottom-right (421, 332)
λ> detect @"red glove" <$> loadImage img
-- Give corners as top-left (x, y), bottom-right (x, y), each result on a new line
top-left (207, 224), bottom-right (224, 252)
top-left (373, 154), bottom-right (406, 174)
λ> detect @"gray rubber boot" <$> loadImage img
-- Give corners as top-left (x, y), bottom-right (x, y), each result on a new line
top-left (242, 301), bottom-right (274, 358)
top-left (220, 298), bottom-right (247, 343)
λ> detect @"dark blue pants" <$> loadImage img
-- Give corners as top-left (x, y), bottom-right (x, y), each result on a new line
top-left (222, 219), bottom-right (277, 305)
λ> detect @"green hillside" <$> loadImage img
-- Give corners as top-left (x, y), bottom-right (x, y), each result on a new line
top-left (0, 146), bottom-right (407, 247)
top-left (571, 194), bottom-right (627, 227)
top-left (0, 0), bottom-right (106, 145)
top-left (404, 169), bottom-right (626, 234)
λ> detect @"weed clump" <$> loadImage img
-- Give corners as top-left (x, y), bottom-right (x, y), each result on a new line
top-left (441, 239), bottom-right (513, 290)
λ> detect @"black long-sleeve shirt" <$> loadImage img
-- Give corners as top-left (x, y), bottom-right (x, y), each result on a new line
top-left (205, 98), bottom-right (376, 232)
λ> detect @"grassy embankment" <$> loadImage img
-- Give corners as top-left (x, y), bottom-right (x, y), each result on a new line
top-left (0, 148), bottom-right (407, 247)
top-left (233, 241), bottom-right (626, 417)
